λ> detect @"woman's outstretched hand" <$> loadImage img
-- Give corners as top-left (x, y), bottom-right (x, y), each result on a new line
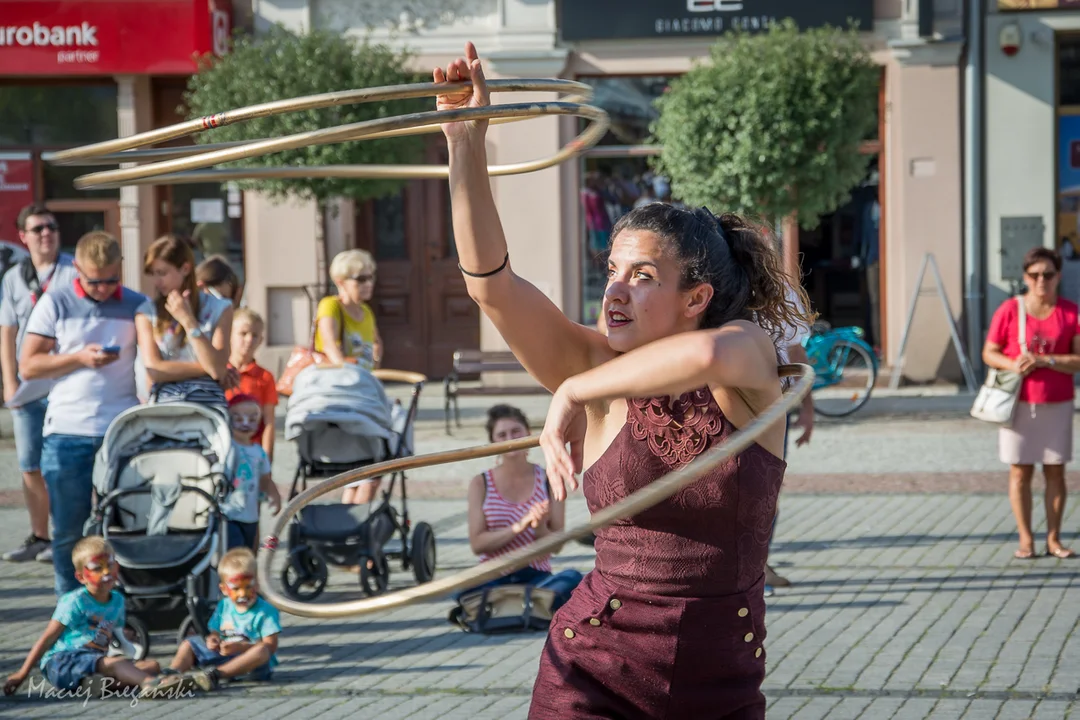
top-left (540, 384), bottom-right (587, 501)
top-left (434, 41), bottom-right (489, 143)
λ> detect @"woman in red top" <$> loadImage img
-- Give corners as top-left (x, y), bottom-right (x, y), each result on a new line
top-left (983, 247), bottom-right (1080, 560)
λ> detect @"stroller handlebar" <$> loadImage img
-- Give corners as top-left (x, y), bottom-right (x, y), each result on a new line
top-left (372, 369), bottom-right (427, 386)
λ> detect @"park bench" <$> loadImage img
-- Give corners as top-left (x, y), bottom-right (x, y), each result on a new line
top-left (443, 350), bottom-right (548, 434)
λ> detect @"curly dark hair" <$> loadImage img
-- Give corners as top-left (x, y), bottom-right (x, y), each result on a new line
top-left (608, 203), bottom-right (816, 345)
top-left (485, 404), bottom-right (529, 442)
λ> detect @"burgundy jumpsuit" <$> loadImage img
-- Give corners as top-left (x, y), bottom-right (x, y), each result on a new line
top-left (529, 388), bottom-right (786, 719)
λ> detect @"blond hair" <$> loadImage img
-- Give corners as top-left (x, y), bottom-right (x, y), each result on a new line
top-left (72, 536), bottom-right (113, 573)
top-left (233, 307), bottom-right (264, 332)
top-left (75, 231), bottom-right (122, 268)
top-left (329, 249), bottom-right (376, 281)
top-left (219, 547), bottom-right (257, 577)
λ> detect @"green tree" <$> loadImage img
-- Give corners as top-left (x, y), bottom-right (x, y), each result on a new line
top-left (651, 20), bottom-right (879, 232)
top-left (183, 25), bottom-right (427, 292)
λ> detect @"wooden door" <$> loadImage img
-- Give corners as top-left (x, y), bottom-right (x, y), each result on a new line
top-left (354, 139), bottom-right (479, 378)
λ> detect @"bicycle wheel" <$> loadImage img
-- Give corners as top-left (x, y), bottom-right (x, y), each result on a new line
top-left (812, 340), bottom-right (876, 417)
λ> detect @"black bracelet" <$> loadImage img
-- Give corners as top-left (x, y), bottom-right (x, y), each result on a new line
top-left (458, 253), bottom-right (509, 278)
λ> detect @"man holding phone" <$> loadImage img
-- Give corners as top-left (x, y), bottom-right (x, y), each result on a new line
top-left (0, 204), bottom-right (79, 564)
top-left (19, 231), bottom-right (145, 595)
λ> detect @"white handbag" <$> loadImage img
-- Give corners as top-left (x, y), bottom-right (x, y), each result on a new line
top-left (970, 296), bottom-right (1027, 425)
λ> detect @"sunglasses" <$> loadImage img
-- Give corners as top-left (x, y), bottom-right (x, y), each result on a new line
top-left (350, 274), bottom-right (375, 284)
top-left (1026, 271), bottom-right (1058, 281)
top-left (27, 223), bottom-right (58, 235)
top-left (83, 276), bottom-right (121, 286)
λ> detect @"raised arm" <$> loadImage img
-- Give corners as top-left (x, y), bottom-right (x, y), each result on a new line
top-left (436, 43), bottom-right (609, 392)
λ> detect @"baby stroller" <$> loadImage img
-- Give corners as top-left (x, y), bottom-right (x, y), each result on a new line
top-left (84, 402), bottom-right (235, 659)
top-left (280, 364), bottom-right (436, 601)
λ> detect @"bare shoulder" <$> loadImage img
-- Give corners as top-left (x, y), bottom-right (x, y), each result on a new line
top-left (720, 319), bottom-right (780, 360)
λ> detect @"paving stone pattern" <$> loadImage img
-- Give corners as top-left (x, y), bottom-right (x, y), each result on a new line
top-left (2, 389), bottom-right (1080, 717)
top-left (1, 489), bottom-right (1078, 719)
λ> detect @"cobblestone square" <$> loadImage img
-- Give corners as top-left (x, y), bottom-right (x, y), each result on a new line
top-left (1, 390), bottom-right (1078, 719)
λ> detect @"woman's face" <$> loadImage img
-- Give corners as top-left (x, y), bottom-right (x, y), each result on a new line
top-left (491, 417), bottom-right (529, 461)
top-left (335, 269), bottom-right (375, 304)
top-left (149, 258), bottom-right (190, 297)
top-left (1025, 259), bottom-right (1060, 301)
top-left (603, 229), bottom-right (712, 353)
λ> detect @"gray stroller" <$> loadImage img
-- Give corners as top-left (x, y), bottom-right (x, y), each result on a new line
top-left (281, 364), bottom-right (436, 600)
top-left (85, 402), bottom-right (236, 658)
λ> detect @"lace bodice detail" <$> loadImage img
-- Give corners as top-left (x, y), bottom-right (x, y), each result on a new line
top-left (628, 388), bottom-right (725, 468)
top-left (584, 388), bottom-right (786, 597)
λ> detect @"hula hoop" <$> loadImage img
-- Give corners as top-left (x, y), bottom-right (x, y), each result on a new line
top-left (258, 363), bottom-right (815, 619)
top-left (41, 79), bottom-right (609, 190)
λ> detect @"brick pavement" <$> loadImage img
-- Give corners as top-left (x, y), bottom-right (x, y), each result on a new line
top-left (1, 488), bottom-right (1078, 719)
top-left (2, 389), bottom-right (1080, 717)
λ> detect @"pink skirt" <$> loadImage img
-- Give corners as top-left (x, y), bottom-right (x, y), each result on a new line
top-left (999, 401), bottom-right (1074, 465)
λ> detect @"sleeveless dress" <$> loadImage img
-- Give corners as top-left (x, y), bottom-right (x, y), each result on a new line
top-left (529, 387), bottom-right (787, 720)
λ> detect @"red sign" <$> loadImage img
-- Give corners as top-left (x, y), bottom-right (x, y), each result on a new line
top-left (0, 1), bottom-right (231, 76)
top-left (0, 153), bottom-right (33, 247)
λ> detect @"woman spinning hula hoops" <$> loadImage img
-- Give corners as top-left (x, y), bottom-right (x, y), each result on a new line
top-left (436, 44), bottom-right (815, 719)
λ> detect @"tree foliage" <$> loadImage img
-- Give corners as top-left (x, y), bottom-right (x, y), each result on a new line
top-left (651, 20), bottom-right (879, 229)
top-left (183, 25), bottom-right (427, 205)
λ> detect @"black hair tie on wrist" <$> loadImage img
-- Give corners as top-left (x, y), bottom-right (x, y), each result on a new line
top-left (458, 253), bottom-right (509, 278)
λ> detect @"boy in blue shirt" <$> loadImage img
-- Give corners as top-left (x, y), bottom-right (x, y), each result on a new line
top-left (3, 536), bottom-right (161, 696)
top-left (157, 547), bottom-right (281, 691)
top-left (222, 393), bottom-right (281, 551)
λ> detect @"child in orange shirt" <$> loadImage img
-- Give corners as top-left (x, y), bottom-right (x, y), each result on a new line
top-left (225, 308), bottom-right (277, 461)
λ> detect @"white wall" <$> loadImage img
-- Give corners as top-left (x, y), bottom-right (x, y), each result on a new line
top-left (984, 11), bottom-right (1076, 315)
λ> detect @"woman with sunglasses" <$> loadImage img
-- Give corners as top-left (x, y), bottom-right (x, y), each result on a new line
top-left (315, 249), bottom-right (384, 505)
top-left (984, 246), bottom-right (1080, 560)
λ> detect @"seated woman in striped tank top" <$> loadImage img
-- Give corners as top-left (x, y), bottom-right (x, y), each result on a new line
top-left (461, 404), bottom-right (583, 608)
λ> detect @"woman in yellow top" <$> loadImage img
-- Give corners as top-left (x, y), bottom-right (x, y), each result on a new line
top-left (315, 249), bottom-right (383, 371)
top-left (315, 249), bottom-right (384, 505)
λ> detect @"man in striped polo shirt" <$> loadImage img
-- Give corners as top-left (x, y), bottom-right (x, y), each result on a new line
top-left (19, 231), bottom-right (146, 596)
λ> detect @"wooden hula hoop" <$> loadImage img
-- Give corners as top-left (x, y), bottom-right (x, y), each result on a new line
top-left (42, 79), bottom-right (609, 190)
top-left (259, 363), bottom-right (815, 619)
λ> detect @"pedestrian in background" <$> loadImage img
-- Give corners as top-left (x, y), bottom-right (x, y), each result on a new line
top-left (983, 247), bottom-right (1080, 560)
top-left (0, 204), bottom-right (78, 564)
top-left (19, 231), bottom-right (146, 595)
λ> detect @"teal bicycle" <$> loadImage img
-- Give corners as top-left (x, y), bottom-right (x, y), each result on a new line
top-left (802, 322), bottom-right (879, 417)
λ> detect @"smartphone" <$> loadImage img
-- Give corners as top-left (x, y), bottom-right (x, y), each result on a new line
top-left (100, 346), bottom-right (121, 355)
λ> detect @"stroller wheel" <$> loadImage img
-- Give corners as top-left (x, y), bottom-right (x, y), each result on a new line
top-left (122, 616), bottom-right (150, 661)
top-left (359, 554), bottom-right (390, 597)
top-left (281, 546), bottom-right (328, 602)
top-left (176, 616), bottom-right (203, 647)
top-left (410, 522), bottom-right (437, 584)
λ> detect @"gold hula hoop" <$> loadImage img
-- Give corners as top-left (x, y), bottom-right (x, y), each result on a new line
top-left (42, 79), bottom-right (609, 190)
top-left (258, 363), bottom-right (815, 619)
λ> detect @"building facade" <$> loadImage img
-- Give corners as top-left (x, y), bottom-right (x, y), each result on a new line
top-left (984, 2), bottom-right (1080, 328)
top-left (243, 0), bottom-right (968, 383)
top-left (0, 0), bottom-right (236, 295)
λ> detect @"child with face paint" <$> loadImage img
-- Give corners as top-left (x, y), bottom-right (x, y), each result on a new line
top-left (222, 394), bottom-right (281, 551)
top-left (154, 547), bottom-right (281, 692)
top-left (3, 536), bottom-right (162, 696)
